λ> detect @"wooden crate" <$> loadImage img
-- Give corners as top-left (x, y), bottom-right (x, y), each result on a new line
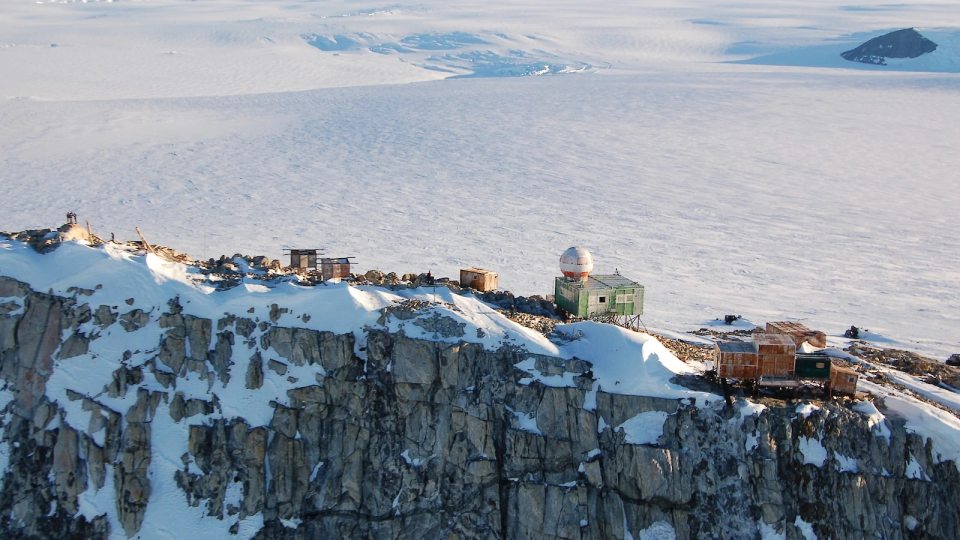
top-left (715, 342), bottom-right (759, 379)
top-left (766, 321), bottom-right (827, 348)
top-left (759, 353), bottom-right (796, 378)
top-left (755, 333), bottom-right (797, 355)
top-left (719, 353), bottom-right (759, 379)
top-left (830, 365), bottom-right (859, 396)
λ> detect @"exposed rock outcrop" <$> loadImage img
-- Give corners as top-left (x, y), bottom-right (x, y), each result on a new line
top-left (0, 275), bottom-right (958, 539)
top-left (841, 28), bottom-right (938, 65)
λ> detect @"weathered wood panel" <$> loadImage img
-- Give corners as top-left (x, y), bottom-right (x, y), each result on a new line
top-left (460, 268), bottom-right (498, 292)
top-left (759, 353), bottom-right (795, 378)
top-left (830, 365), bottom-right (859, 396)
top-left (716, 347), bottom-right (759, 379)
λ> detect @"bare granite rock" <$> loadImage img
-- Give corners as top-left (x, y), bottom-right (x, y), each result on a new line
top-left (0, 276), bottom-right (958, 539)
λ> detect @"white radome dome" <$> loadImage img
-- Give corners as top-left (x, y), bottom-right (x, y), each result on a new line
top-left (560, 246), bottom-right (594, 279)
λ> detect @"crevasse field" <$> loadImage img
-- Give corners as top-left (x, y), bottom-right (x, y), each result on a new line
top-left (1, 0), bottom-right (958, 357)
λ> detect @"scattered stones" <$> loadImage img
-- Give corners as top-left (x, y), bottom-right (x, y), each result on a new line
top-left (478, 290), bottom-right (557, 318)
top-left (654, 334), bottom-right (714, 364)
top-left (846, 342), bottom-right (960, 388)
top-left (503, 311), bottom-right (557, 336)
top-left (376, 299), bottom-right (433, 325)
top-left (3, 225), bottom-right (103, 253)
top-left (269, 303), bottom-right (289, 323)
top-left (363, 269), bottom-right (385, 284)
top-left (412, 313), bottom-right (466, 338)
top-left (692, 327), bottom-right (756, 339)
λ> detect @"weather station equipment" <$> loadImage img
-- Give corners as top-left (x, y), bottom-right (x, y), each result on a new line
top-left (554, 247), bottom-right (645, 331)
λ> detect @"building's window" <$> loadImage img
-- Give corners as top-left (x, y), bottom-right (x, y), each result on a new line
top-left (615, 294), bottom-right (633, 304)
top-left (599, 296), bottom-right (606, 303)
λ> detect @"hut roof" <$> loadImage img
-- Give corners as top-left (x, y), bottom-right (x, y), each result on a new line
top-left (462, 267), bottom-right (497, 275)
top-left (717, 341), bottom-right (756, 354)
top-left (754, 333), bottom-right (796, 347)
top-left (562, 274), bottom-right (643, 290)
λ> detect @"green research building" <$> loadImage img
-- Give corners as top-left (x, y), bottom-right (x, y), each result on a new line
top-left (554, 274), bottom-right (644, 318)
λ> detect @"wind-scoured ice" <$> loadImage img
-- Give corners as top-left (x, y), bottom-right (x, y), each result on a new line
top-left (304, 30), bottom-right (591, 78)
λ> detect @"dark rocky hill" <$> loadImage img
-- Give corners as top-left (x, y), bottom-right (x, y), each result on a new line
top-left (841, 28), bottom-right (938, 65)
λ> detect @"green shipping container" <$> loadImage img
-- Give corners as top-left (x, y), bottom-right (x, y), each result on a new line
top-left (795, 354), bottom-right (831, 380)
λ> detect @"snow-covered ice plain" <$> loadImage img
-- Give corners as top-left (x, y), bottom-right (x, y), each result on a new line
top-left (1, 0), bottom-right (958, 357)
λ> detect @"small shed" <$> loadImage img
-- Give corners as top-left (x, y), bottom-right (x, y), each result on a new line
top-left (715, 341), bottom-right (759, 379)
top-left (755, 333), bottom-right (797, 378)
top-left (289, 249), bottom-right (319, 272)
top-left (321, 257), bottom-right (352, 281)
top-left (766, 321), bottom-right (827, 348)
top-left (460, 267), bottom-right (499, 292)
top-left (554, 274), bottom-right (644, 318)
top-left (829, 365), bottom-right (859, 396)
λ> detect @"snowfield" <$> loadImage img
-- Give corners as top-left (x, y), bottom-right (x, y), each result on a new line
top-left (1, 0), bottom-right (959, 358)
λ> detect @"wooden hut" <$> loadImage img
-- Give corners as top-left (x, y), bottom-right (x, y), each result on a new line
top-left (321, 257), bottom-right (352, 281)
top-left (829, 365), bottom-right (859, 396)
top-left (755, 333), bottom-right (797, 379)
top-left (766, 321), bottom-right (827, 348)
top-left (460, 267), bottom-right (499, 292)
top-left (289, 249), bottom-right (319, 272)
top-left (715, 341), bottom-right (759, 379)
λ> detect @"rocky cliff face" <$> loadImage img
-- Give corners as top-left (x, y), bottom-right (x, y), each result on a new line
top-left (1, 273), bottom-right (958, 539)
